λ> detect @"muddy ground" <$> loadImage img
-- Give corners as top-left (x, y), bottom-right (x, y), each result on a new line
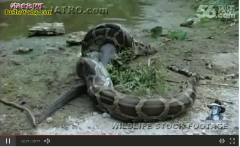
top-left (0, 0), bottom-right (239, 135)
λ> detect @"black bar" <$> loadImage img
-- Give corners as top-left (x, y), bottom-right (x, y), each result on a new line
top-left (15, 135), bottom-right (238, 146)
top-left (0, 136), bottom-right (16, 146)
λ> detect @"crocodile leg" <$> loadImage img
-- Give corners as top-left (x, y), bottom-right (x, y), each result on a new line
top-left (35, 44), bottom-right (117, 124)
top-left (35, 80), bottom-right (87, 124)
top-left (99, 43), bottom-right (117, 66)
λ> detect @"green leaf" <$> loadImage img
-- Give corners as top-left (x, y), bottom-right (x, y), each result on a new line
top-left (168, 30), bottom-right (187, 40)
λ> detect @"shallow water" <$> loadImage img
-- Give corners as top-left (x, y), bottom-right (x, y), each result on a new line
top-left (0, 0), bottom-right (148, 40)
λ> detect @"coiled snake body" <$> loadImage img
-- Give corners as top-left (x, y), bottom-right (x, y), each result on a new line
top-left (81, 23), bottom-right (156, 65)
top-left (35, 23), bottom-right (199, 124)
top-left (76, 57), bottom-right (199, 122)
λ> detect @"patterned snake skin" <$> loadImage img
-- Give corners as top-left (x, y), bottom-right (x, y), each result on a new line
top-left (35, 23), bottom-right (200, 124)
top-left (81, 23), bottom-right (157, 60)
top-left (76, 57), bottom-right (200, 122)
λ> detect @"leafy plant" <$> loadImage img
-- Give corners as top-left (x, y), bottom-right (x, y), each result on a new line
top-left (106, 49), bottom-right (169, 96)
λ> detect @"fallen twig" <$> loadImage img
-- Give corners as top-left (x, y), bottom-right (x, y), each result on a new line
top-left (147, 59), bottom-right (151, 67)
top-left (161, 38), bottom-right (172, 43)
top-left (165, 79), bottom-right (180, 83)
top-left (147, 54), bottom-right (162, 67)
top-left (0, 99), bottom-right (36, 127)
top-left (219, 20), bottom-right (238, 29)
top-left (205, 96), bottom-right (234, 105)
top-left (183, 58), bottom-right (202, 61)
top-left (165, 79), bottom-right (238, 89)
top-left (200, 83), bottom-right (238, 88)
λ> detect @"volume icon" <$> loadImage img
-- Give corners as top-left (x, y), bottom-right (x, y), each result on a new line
top-left (219, 138), bottom-right (225, 144)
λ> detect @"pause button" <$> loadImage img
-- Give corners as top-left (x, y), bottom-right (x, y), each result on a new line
top-left (0, 136), bottom-right (15, 146)
top-left (6, 138), bottom-right (10, 144)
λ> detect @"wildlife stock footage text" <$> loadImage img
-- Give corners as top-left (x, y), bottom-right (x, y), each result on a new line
top-left (112, 122), bottom-right (229, 130)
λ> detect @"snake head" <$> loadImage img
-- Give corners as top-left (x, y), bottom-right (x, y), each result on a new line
top-left (190, 74), bottom-right (201, 93)
top-left (76, 58), bottom-right (99, 78)
top-left (132, 41), bottom-right (157, 58)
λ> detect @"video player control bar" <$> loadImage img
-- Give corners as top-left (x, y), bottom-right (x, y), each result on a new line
top-left (0, 135), bottom-right (238, 146)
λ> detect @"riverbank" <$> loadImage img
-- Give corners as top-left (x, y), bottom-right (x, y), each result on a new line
top-left (0, 0), bottom-right (238, 135)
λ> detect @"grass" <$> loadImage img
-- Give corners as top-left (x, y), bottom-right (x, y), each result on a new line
top-left (106, 49), bottom-right (169, 96)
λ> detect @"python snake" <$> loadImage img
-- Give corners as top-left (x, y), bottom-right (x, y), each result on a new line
top-left (76, 57), bottom-right (200, 122)
top-left (81, 23), bottom-right (156, 61)
top-left (35, 23), bottom-right (199, 124)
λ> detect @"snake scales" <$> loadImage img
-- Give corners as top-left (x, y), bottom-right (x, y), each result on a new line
top-left (77, 57), bottom-right (199, 122)
top-left (81, 23), bottom-right (156, 64)
top-left (35, 23), bottom-right (200, 124)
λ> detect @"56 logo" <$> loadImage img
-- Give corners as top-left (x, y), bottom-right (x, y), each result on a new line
top-left (196, 5), bottom-right (235, 19)
top-left (196, 5), bottom-right (216, 18)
